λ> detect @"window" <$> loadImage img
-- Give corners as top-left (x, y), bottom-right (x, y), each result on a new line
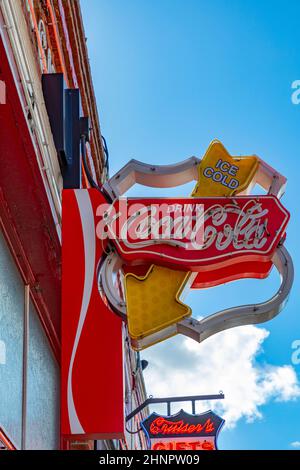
top-left (0, 231), bottom-right (24, 449)
top-left (0, 230), bottom-right (59, 449)
top-left (25, 301), bottom-right (59, 450)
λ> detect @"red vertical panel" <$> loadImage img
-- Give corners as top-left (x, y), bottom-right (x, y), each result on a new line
top-left (61, 189), bottom-right (124, 439)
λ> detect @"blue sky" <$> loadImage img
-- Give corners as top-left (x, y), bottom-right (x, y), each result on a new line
top-left (81, 0), bottom-right (300, 449)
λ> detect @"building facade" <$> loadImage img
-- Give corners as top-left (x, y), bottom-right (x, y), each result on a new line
top-left (0, 0), bottom-right (148, 450)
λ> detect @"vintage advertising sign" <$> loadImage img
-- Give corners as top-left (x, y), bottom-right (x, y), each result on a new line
top-left (100, 195), bottom-right (289, 271)
top-left (141, 410), bottom-right (225, 450)
top-left (192, 140), bottom-right (259, 197)
top-left (65, 189), bottom-right (290, 352)
top-left (61, 190), bottom-right (124, 439)
top-left (61, 137), bottom-right (293, 435)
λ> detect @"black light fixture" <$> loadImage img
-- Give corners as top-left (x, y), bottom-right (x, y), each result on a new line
top-left (42, 73), bottom-right (83, 189)
top-left (140, 359), bottom-right (149, 371)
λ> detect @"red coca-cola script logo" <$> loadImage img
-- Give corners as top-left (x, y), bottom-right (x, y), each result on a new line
top-left (97, 196), bottom-right (289, 271)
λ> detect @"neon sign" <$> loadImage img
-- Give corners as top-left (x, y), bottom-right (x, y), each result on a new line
top-left (149, 417), bottom-right (215, 435)
top-left (141, 410), bottom-right (225, 451)
top-left (152, 439), bottom-right (215, 451)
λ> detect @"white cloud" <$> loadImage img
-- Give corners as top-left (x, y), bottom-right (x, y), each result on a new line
top-left (290, 441), bottom-right (300, 448)
top-left (143, 325), bottom-right (300, 428)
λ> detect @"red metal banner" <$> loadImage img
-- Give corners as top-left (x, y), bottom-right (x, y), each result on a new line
top-left (191, 259), bottom-right (273, 288)
top-left (123, 259), bottom-right (273, 289)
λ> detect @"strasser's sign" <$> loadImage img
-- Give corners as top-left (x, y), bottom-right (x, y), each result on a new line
top-left (141, 410), bottom-right (225, 450)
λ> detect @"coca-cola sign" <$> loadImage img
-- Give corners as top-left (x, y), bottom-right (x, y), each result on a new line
top-left (141, 410), bottom-right (225, 451)
top-left (96, 195), bottom-right (289, 271)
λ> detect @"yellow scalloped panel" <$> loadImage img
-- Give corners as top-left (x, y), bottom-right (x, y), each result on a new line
top-left (125, 265), bottom-right (191, 341)
top-left (192, 140), bottom-right (259, 197)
